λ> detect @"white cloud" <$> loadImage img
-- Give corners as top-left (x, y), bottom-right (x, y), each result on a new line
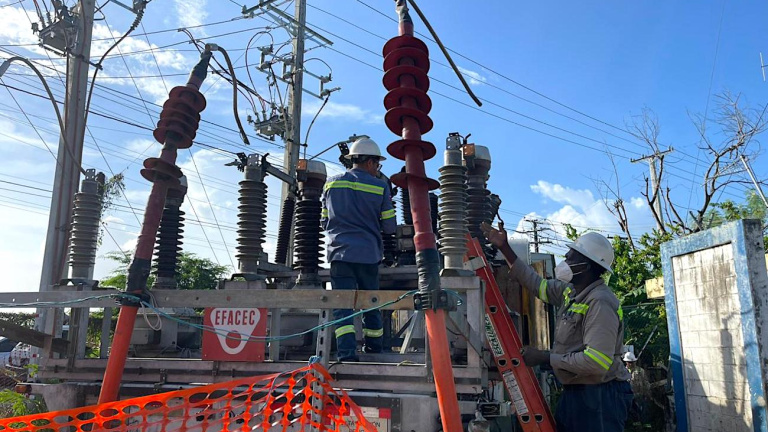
top-left (103, 215), bottom-right (124, 224)
top-left (501, 180), bottom-right (655, 255)
top-left (530, 181), bottom-right (597, 211)
top-left (303, 100), bottom-right (383, 124)
top-left (530, 180), bottom-right (619, 231)
top-left (0, 206), bottom-right (47, 292)
top-left (125, 138), bottom-right (156, 155)
top-left (0, 7), bottom-right (38, 45)
top-left (174, 0), bottom-right (209, 35)
top-left (121, 237), bottom-right (138, 252)
top-left (0, 118), bottom-right (59, 154)
top-left (458, 66), bottom-right (487, 86)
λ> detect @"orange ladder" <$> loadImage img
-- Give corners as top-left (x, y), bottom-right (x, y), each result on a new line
top-left (466, 236), bottom-right (557, 431)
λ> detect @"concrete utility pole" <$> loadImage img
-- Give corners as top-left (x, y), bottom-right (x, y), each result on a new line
top-left (631, 147), bottom-right (674, 231)
top-left (278, 0), bottom-right (307, 266)
top-left (36, 0), bottom-right (96, 344)
top-left (522, 219), bottom-right (552, 253)
top-left (740, 154), bottom-right (768, 208)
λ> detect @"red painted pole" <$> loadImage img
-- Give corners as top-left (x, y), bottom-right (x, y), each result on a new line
top-left (384, 2), bottom-right (462, 431)
top-left (98, 53), bottom-right (210, 404)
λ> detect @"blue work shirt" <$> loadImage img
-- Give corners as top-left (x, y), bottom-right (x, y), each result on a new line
top-left (321, 168), bottom-right (397, 264)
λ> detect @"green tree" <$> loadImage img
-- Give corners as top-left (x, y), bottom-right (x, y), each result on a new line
top-left (100, 251), bottom-right (229, 291)
top-left (703, 190), bottom-right (768, 244)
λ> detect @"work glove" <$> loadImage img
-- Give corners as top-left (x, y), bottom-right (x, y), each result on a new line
top-left (521, 346), bottom-right (550, 367)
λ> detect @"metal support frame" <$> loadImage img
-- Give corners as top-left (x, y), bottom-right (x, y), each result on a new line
top-left (10, 275), bottom-right (485, 398)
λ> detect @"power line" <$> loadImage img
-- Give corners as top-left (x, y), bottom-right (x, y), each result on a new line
top-left (307, 2), bottom-right (652, 152)
top-left (318, 42), bottom-right (637, 159)
top-left (0, 79), bottom-right (61, 165)
top-left (314, 1), bottom-right (717, 171)
top-left (0, 56), bottom-right (346, 168)
top-left (3, 50), bottom-right (752, 204)
top-left (0, 179), bottom-right (52, 192)
top-left (351, 0), bottom-right (638, 137)
top-left (0, 15), bottom-right (250, 48)
top-left (686, 0), bottom-right (727, 212)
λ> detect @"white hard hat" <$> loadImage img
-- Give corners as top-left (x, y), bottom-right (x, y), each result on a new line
top-left (345, 137), bottom-right (386, 161)
top-left (566, 232), bottom-right (614, 274)
top-left (623, 352), bottom-right (637, 362)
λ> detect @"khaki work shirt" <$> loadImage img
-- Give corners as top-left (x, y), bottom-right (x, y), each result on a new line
top-left (510, 261), bottom-right (631, 385)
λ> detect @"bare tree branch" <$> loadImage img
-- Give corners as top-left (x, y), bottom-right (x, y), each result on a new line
top-left (592, 151), bottom-right (636, 249)
top-left (666, 186), bottom-right (690, 233)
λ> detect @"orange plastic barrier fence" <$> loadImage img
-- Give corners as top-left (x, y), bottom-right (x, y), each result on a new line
top-left (0, 364), bottom-right (377, 432)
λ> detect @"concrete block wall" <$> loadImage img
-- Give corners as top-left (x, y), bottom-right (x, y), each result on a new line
top-left (672, 244), bottom-right (752, 431)
top-left (662, 219), bottom-right (768, 432)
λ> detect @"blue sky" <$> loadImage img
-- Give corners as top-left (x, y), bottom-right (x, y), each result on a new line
top-left (0, 0), bottom-right (766, 291)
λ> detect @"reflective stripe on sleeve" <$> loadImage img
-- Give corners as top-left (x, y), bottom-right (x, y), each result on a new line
top-left (584, 346), bottom-right (613, 370)
top-left (538, 279), bottom-right (548, 303)
top-left (335, 325), bottom-right (355, 338)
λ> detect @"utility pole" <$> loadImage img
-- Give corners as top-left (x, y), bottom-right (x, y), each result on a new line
top-left (740, 154), bottom-right (768, 208)
top-left (36, 0), bottom-right (96, 345)
top-left (279, 0), bottom-right (307, 266)
top-left (241, 1), bottom-right (335, 266)
top-left (521, 219), bottom-right (552, 253)
top-left (631, 147), bottom-right (673, 230)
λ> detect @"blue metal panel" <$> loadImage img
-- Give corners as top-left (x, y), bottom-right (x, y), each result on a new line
top-left (661, 242), bottom-right (691, 432)
top-left (731, 221), bottom-right (768, 432)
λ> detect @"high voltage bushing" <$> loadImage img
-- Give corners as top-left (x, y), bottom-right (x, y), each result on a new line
top-left (274, 196), bottom-right (295, 266)
top-left (68, 169), bottom-right (106, 280)
top-left (438, 134), bottom-right (468, 271)
top-left (429, 192), bottom-right (439, 237)
top-left (399, 169), bottom-right (413, 225)
top-left (489, 193), bottom-right (502, 223)
top-left (380, 174), bottom-right (398, 267)
top-left (464, 144), bottom-right (494, 259)
top-left (382, 230), bottom-right (398, 266)
top-left (236, 154), bottom-right (269, 277)
top-left (153, 177), bottom-right (187, 289)
top-left (294, 160), bottom-right (327, 285)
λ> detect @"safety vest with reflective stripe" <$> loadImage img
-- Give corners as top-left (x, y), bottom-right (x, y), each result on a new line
top-left (321, 169), bottom-right (396, 264)
top-left (513, 262), bottom-right (630, 385)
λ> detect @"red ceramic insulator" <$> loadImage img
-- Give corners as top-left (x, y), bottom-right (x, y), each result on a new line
top-left (384, 46), bottom-right (430, 74)
top-left (387, 139), bottom-right (437, 163)
top-left (382, 35), bottom-right (429, 61)
top-left (152, 86), bottom-right (207, 149)
top-left (140, 157), bottom-right (183, 184)
top-left (383, 65), bottom-right (430, 92)
top-left (390, 171), bottom-right (440, 191)
top-left (382, 35), bottom-right (436, 164)
top-left (384, 87), bottom-right (432, 114)
top-left (168, 86), bottom-right (207, 112)
top-left (385, 107), bottom-right (433, 137)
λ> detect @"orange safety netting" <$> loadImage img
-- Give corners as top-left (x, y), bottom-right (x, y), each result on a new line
top-left (0, 364), bottom-right (377, 432)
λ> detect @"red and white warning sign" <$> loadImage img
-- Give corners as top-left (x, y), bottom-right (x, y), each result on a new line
top-left (325, 406), bottom-right (391, 432)
top-left (202, 308), bottom-right (267, 362)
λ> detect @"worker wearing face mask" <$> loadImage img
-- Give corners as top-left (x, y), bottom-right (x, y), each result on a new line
top-left (481, 222), bottom-right (632, 432)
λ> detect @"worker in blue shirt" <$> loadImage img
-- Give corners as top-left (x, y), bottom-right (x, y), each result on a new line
top-left (321, 137), bottom-right (397, 361)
